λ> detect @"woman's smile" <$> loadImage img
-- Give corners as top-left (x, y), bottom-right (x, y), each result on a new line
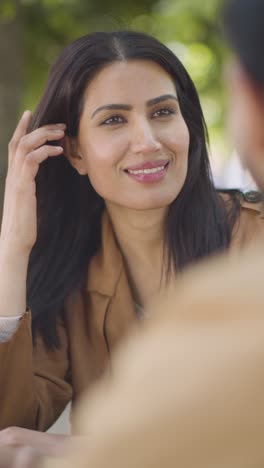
top-left (124, 160), bottom-right (170, 184)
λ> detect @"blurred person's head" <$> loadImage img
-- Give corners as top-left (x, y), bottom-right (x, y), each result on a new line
top-left (223, 0), bottom-right (264, 189)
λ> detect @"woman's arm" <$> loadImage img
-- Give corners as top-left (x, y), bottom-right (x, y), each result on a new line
top-left (0, 248), bottom-right (29, 318)
top-left (0, 111), bottom-right (65, 319)
top-left (0, 114), bottom-right (71, 430)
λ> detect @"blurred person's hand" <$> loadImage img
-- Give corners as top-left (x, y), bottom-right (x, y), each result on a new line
top-left (0, 446), bottom-right (40, 468)
top-left (0, 428), bottom-right (68, 458)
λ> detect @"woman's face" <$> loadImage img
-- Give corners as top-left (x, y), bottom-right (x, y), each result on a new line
top-left (74, 59), bottom-right (190, 211)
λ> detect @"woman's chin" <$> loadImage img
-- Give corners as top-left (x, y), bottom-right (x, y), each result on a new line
top-left (116, 197), bottom-right (177, 212)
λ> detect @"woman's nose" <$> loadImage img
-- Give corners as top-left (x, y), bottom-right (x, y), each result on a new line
top-left (130, 121), bottom-right (162, 154)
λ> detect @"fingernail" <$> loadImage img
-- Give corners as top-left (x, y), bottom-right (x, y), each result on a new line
top-left (53, 128), bottom-right (65, 133)
top-left (56, 123), bottom-right (66, 129)
top-left (22, 110), bottom-right (31, 118)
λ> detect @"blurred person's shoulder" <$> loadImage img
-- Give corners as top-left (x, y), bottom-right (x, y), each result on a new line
top-left (218, 189), bottom-right (264, 249)
top-left (218, 188), bottom-right (263, 211)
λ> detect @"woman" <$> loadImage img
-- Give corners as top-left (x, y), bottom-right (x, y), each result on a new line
top-left (37, 5), bottom-right (264, 467)
top-left (0, 30), bottom-right (262, 437)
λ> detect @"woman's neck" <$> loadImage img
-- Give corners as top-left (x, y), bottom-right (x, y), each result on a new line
top-left (106, 203), bottom-right (167, 261)
top-left (106, 203), bottom-right (169, 307)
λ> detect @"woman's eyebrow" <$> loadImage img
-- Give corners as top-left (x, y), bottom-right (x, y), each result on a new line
top-left (91, 104), bottom-right (132, 118)
top-left (146, 94), bottom-right (178, 107)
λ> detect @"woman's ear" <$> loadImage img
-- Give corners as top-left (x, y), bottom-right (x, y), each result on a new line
top-left (63, 137), bottom-right (88, 175)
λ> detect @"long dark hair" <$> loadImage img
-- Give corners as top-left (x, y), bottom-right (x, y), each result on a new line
top-left (27, 31), bottom-right (238, 348)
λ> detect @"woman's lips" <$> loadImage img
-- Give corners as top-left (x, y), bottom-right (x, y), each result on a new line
top-left (125, 159), bottom-right (169, 171)
top-left (125, 161), bottom-right (169, 183)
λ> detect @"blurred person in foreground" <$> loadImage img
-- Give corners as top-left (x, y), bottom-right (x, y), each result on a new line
top-left (2, 0), bottom-right (264, 466)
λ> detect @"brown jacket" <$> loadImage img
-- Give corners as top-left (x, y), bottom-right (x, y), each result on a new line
top-left (0, 193), bottom-right (263, 431)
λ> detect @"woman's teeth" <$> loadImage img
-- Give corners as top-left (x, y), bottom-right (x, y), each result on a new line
top-left (127, 165), bottom-right (165, 175)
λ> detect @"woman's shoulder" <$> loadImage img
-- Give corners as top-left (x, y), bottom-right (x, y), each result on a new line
top-left (218, 189), bottom-right (264, 249)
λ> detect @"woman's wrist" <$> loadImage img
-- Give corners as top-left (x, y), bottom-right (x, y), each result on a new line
top-left (0, 237), bottom-right (32, 260)
top-left (0, 242), bottom-right (29, 317)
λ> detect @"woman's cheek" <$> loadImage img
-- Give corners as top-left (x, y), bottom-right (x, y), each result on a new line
top-left (176, 120), bottom-right (190, 148)
top-left (160, 119), bottom-right (190, 151)
top-left (89, 133), bottom-right (128, 164)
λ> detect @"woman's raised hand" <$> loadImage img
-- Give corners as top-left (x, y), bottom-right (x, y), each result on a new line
top-left (0, 112), bottom-right (65, 317)
top-left (1, 111), bottom-right (65, 255)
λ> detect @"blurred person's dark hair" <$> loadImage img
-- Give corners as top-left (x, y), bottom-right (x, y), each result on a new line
top-left (27, 31), bottom-right (238, 348)
top-left (223, 0), bottom-right (264, 86)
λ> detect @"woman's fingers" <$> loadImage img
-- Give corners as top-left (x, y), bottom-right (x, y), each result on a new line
top-left (20, 145), bottom-right (63, 182)
top-left (8, 113), bottom-right (66, 172)
top-left (2, 116), bottom-right (67, 253)
top-left (14, 125), bottom-right (65, 172)
top-left (8, 111), bottom-right (32, 164)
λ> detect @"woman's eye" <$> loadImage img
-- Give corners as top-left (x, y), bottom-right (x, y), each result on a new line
top-left (100, 115), bottom-right (125, 125)
top-left (152, 107), bottom-right (176, 118)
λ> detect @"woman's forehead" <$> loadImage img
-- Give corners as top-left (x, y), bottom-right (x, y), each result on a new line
top-left (82, 60), bottom-right (177, 107)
